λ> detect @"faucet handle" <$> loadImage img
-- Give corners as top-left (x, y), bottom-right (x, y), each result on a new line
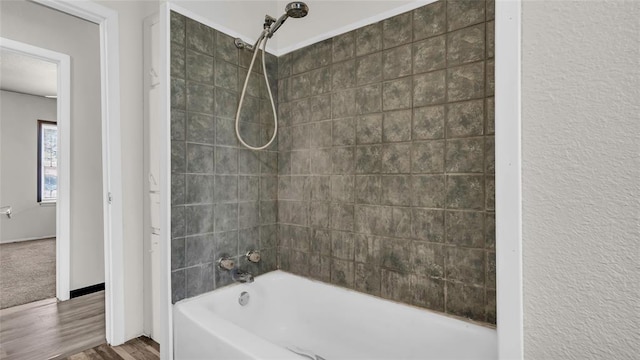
top-left (245, 250), bottom-right (261, 263)
top-left (217, 256), bottom-right (235, 270)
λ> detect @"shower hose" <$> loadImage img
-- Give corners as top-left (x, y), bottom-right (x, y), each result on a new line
top-left (235, 30), bottom-right (278, 150)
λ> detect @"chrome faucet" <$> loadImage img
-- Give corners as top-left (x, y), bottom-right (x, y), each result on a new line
top-left (217, 256), bottom-right (255, 283)
top-left (231, 268), bottom-right (254, 283)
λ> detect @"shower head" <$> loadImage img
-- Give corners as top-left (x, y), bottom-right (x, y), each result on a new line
top-left (267, 2), bottom-right (309, 38)
top-left (285, 2), bottom-right (309, 18)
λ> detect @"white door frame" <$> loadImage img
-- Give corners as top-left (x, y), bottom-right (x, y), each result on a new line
top-left (0, 37), bottom-right (71, 302)
top-left (495, 0), bottom-right (524, 359)
top-left (31, 0), bottom-right (126, 346)
top-left (159, 4), bottom-right (173, 359)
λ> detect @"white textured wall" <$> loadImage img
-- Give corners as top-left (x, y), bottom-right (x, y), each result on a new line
top-left (0, 0), bottom-right (104, 290)
top-left (522, 1), bottom-right (640, 358)
top-left (0, 91), bottom-right (57, 243)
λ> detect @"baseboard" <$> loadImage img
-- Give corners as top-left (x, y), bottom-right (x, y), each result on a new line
top-left (70, 283), bottom-right (105, 298)
top-left (0, 235), bottom-right (56, 244)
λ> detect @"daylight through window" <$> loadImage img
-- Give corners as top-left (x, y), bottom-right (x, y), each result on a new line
top-left (38, 120), bottom-right (58, 203)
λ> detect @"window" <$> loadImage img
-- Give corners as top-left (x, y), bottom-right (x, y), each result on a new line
top-left (38, 120), bottom-right (58, 203)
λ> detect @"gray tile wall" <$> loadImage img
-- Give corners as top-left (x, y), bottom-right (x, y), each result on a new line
top-left (276, 0), bottom-right (496, 324)
top-left (170, 0), bottom-right (496, 325)
top-left (170, 12), bottom-right (279, 303)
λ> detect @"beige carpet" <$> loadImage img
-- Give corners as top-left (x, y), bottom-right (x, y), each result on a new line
top-left (0, 238), bottom-right (56, 309)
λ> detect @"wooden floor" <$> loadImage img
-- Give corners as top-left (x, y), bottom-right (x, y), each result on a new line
top-left (63, 337), bottom-right (159, 360)
top-left (0, 291), bottom-right (105, 360)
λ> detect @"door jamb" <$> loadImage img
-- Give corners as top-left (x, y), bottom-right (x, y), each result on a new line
top-left (31, 0), bottom-right (126, 346)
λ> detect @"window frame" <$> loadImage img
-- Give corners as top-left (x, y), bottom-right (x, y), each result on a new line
top-left (37, 119), bottom-right (58, 203)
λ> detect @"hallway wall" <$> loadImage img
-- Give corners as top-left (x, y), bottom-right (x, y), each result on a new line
top-left (0, 91), bottom-right (57, 243)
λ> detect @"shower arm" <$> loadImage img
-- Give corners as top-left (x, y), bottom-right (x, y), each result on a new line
top-left (267, 14), bottom-right (288, 38)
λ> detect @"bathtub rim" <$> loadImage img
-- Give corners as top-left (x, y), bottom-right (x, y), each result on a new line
top-left (173, 269), bottom-right (498, 331)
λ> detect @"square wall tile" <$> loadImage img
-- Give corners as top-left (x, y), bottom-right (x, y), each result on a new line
top-left (331, 259), bottom-right (355, 287)
top-left (332, 31), bottom-right (355, 62)
top-left (411, 175), bottom-right (445, 208)
top-left (446, 100), bottom-right (484, 138)
top-left (171, 78), bottom-right (186, 110)
top-left (446, 175), bottom-right (484, 210)
top-left (185, 234), bottom-right (214, 266)
top-left (447, 24), bottom-right (485, 67)
top-left (355, 175), bottom-right (381, 205)
top-left (382, 78), bottom-right (412, 111)
top-left (186, 50), bottom-right (213, 84)
top-left (413, 1), bottom-right (446, 41)
top-left (445, 137), bottom-right (484, 173)
top-left (380, 175), bottom-right (412, 206)
top-left (383, 110), bottom-right (412, 143)
top-left (171, 45), bottom-right (186, 79)
top-left (333, 118), bottom-right (356, 146)
top-left (331, 231), bottom-right (355, 260)
top-left (383, 45), bottom-right (412, 80)
top-left (381, 144), bottom-right (412, 174)
top-left (446, 211), bottom-right (484, 248)
top-left (171, 109), bottom-right (186, 141)
top-left (355, 145), bottom-right (382, 174)
top-left (413, 35), bottom-right (446, 74)
top-left (411, 140), bottom-right (445, 173)
top-left (170, 11), bottom-right (186, 45)
top-left (356, 114), bottom-right (383, 144)
top-left (381, 269), bottom-right (411, 302)
top-left (215, 146), bottom-right (238, 174)
top-left (356, 22), bottom-right (382, 56)
top-left (330, 204), bottom-right (355, 231)
top-left (215, 59), bottom-right (238, 92)
top-left (331, 175), bottom-right (355, 203)
top-left (186, 19), bottom-right (214, 55)
top-left (354, 234), bottom-right (382, 264)
top-left (214, 203), bottom-right (238, 232)
top-left (185, 174), bottom-right (213, 204)
top-left (185, 205), bottom-right (214, 236)
top-left (412, 208), bottom-right (445, 242)
top-left (187, 113), bottom-right (215, 145)
top-left (411, 275), bottom-right (444, 311)
top-left (216, 31), bottom-right (239, 63)
top-left (332, 60), bottom-right (356, 90)
top-left (447, 0), bottom-right (486, 31)
top-left (383, 12), bottom-right (412, 49)
top-left (446, 282), bottom-right (486, 322)
top-left (355, 263), bottom-right (381, 296)
top-left (171, 141), bottom-right (186, 173)
top-left (413, 105), bottom-right (445, 140)
top-left (447, 62), bottom-right (485, 102)
top-left (332, 89), bottom-right (357, 118)
top-left (445, 247), bottom-right (485, 285)
top-left (187, 83), bottom-right (215, 115)
top-left (355, 84), bottom-right (382, 115)
top-left (172, 174), bottom-right (186, 206)
top-left (411, 242), bottom-right (445, 278)
top-left (413, 70), bottom-right (446, 106)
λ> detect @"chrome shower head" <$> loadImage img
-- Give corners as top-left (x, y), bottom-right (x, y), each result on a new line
top-left (267, 2), bottom-right (309, 38)
top-left (285, 2), bottom-right (309, 18)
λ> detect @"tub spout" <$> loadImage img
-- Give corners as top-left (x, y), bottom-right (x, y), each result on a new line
top-left (231, 268), bottom-right (254, 283)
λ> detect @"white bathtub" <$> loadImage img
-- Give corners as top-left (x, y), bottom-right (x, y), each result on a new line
top-left (174, 270), bottom-right (496, 360)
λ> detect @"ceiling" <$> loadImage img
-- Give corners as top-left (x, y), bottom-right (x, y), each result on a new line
top-left (171, 0), bottom-right (435, 55)
top-left (0, 49), bottom-right (57, 97)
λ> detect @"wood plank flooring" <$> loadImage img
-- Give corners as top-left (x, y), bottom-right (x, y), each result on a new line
top-left (63, 337), bottom-right (159, 360)
top-left (0, 291), bottom-right (105, 360)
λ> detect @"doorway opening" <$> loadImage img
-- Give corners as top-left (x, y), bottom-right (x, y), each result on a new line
top-left (0, 41), bottom-right (71, 308)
